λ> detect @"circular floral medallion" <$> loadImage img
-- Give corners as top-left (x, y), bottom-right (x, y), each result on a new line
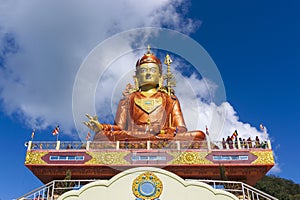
top-left (183, 152), bottom-right (197, 164)
top-left (100, 153), bottom-right (114, 164)
top-left (132, 171), bottom-right (163, 200)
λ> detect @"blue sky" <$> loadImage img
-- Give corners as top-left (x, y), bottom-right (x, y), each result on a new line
top-left (0, 1), bottom-right (299, 199)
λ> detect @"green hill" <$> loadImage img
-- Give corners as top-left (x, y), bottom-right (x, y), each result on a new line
top-left (255, 175), bottom-right (300, 200)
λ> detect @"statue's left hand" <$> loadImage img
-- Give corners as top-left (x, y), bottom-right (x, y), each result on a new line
top-left (156, 128), bottom-right (175, 139)
top-left (83, 114), bottom-right (103, 132)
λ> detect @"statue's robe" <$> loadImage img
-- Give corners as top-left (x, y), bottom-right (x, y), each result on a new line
top-left (93, 91), bottom-right (205, 141)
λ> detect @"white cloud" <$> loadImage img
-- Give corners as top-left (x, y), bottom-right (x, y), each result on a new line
top-left (267, 143), bottom-right (281, 174)
top-left (0, 0), bottom-right (268, 145)
top-left (0, 0), bottom-right (197, 134)
top-left (268, 163), bottom-right (281, 174)
top-left (175, 74), bottom-right (267, 141)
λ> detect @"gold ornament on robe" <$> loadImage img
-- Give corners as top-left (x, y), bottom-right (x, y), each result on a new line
top-left (134, 97), bottom-right (162, 114)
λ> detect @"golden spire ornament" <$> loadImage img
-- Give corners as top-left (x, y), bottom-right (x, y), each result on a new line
top-left (163, 54), bottom-right (176, 95)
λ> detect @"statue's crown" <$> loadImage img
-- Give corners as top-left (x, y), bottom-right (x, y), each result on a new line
top-left (136, 46), bottom-right (162, 73)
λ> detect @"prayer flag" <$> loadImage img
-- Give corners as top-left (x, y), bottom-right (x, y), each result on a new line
top-left (231, 130), bottom-right (238, 139)
top-left (260, 124), bottom-right (265, 131)
top-left (31, 129), bottom-right (35, 140)
top-left (233, 130), bottom-right (238, 136)
top-left (86, 131), bottom-right (91, 141)
top-left (205, 126), bottom-right (209, 136)
top-left (52, 126), bottom-right (60, 136)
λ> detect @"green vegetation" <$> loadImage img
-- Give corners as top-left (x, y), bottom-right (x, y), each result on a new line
top-left (219, 165), bottom-right (227, 181)
top-left (255, 175), bottom-right (300, 200)
top-left (55, 169), bottom-right (75, 195)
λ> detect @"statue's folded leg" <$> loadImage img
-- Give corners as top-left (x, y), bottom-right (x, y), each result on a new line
top-left (93, 130), bottom-right (206, 142)
top-left (174, 130), bottom-right (206, 141)
top-left (93, 131), bottom-right (110, 141)
top-left (93, 131), bottom-right (158, 141)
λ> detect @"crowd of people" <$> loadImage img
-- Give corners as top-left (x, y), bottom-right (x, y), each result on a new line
top-left (221, 135), bottom-right (267, 149)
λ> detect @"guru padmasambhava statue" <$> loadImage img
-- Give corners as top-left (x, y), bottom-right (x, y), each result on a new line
top-left (84, 47), bottom-right (206, 142)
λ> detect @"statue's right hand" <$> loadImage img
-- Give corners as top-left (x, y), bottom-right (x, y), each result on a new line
top-left (83, 114), bottom-right (103, 132)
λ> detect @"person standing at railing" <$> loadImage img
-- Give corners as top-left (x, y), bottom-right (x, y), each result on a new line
top-left (239, 138), bottom-right (244, 149)
top-left (222, 138), bottom-right (226, 149)
top-left (261, 140), bottom-right (268, 149)
top-left (255, 136), bottom-right (260, 148)
top-left (226, 136), bottom-right (233, 149)
top-left (247, 137), bottom-right (252, 148)
top-left (66, 144), bottom-right (73, 149)
top-left (242, 138), bottom-right (247, 148)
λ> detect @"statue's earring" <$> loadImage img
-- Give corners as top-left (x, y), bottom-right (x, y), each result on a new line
top-left (133, 75), bottom-right (139, 91)
top-left (158, 76), bottom-right (164, 89)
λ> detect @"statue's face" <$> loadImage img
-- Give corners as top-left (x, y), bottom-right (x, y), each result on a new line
top-left (137, 63), bottom-right (161, 88)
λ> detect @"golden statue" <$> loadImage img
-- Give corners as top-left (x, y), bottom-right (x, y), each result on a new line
top-left (84, 47), bottom-right (206, 141)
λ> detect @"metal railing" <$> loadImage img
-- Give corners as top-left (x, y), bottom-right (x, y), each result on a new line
top-left (17, 180), bottom-right (93, 200)
top-left (187, 179), bottom-right (278, 200)
top-left (17, 179), bottom-right (278, 200)
top-left (26, 139), bottom-right (272, 152)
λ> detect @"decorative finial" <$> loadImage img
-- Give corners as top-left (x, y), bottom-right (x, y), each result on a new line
top-left (147, 45), bottom-right (151, 54)
top-left (163, 54), bottom-right (176, 96)
top-left (164, 54), bottom-right (173, 66)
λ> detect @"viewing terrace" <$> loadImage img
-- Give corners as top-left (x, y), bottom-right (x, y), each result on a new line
top-left (25, 138), bottom-right (272, 151)
top-left (24, 138), bottom-right (274, 185)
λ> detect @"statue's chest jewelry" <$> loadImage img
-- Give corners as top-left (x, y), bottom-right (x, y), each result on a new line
top-left (134, 97), bottom-right (162, 114)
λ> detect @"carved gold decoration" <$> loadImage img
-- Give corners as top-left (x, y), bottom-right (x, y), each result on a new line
top-left (133, 76), bottom-right (139, 91)
top-left (132, 171), bottom-right (163, 200)
top-left (168, 152), bottom-right (213, 165)
top-left (25, 151), bottom-right (48, 165)
top-left (122, 83), bottom-right (135, 97)
top-left (158, 76), bottom-right (164, 91)
top-left (251, 151), bottom-right (275, 165)
top-left (184, 153), bottom-right (197, 163)
top-left (85, 152), bottom-right (129, 165)
top-left (158, 87), bottom-right (168, 94)
top-left (135, 97), bottom-right (162, 113)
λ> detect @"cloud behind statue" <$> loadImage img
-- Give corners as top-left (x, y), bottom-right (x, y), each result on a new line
top-left (73, 28), bottom-right (267, 144)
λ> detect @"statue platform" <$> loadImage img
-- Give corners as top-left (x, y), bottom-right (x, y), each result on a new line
top-left (25, 139), bottom-right (274, 186)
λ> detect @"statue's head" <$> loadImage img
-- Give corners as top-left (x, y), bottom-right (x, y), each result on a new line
top-left (135, 48), bottom-right (162, 89)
